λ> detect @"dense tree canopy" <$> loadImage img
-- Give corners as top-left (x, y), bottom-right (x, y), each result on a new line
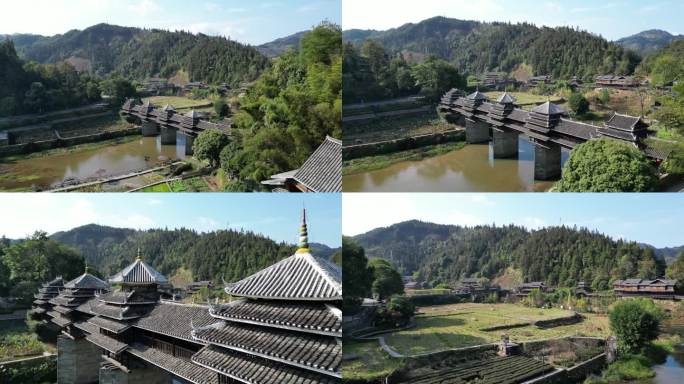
top-left (5, 23), bottom-right (269, 86)
top-left (0, 39), bottom-right (102, 116)
top-left (220, 22), bottom-right (342, 190)
top-left (343, 40), bottom-right (464, 103)
top-left (344, 17), bottom-right (641, 82)
top-left (558, 140), bottom-right (658, 192)
top-left (353, 220), bottom-right (666, 290)
top-left (342, 236), bottom-right (373, 312)
top-left (666, 252), bottom-right (684, 292)
top-left (193, 129), bottom-right (231, 168)
top-left (0, 232), bottom-right (84, 304)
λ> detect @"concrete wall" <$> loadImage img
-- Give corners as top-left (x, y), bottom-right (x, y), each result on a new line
top-left (0, 127), bottom-right (139, 157)
top-left (57, 337), bottom-right (102, 384)
top-left (342, 130), bottom-right (465, 160)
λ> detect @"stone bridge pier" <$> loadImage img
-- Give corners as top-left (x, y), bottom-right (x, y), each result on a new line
top-left (534, 143), bottom-right (562, 180)
top-left (141, 121), bottom-right (158, 137)
top-left (160, 126), bottom-right (177, 145)
top-left (465, 118), bottom-right (490, 144)
top-left (184, 135), bottom-right (195, 155)
top-left (492, 128), bottom-right (519, 158)
top-left (57, 336), bottom-right (102, 384)
top-left (99, 359), bottom-right (170, 384)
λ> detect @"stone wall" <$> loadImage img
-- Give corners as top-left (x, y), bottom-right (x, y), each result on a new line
top-left (0, 127), bottom-right (140, 157)
top-left (533, 313), bottom-right (582, 328)
top-left (342, 130), bottom-right (465, 160)
top-left (57, 336), bottom-right (102, 384)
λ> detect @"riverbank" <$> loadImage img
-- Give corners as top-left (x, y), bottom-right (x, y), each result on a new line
top-left (343, 141), bottom-right (466, 175)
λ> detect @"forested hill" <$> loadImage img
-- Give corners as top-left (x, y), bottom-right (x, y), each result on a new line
top-left (257, 31), bottom-right (308, 58)
top-left (343, 16), bottom-right (640, 79)
top-left (2, 23), bottom-right (269, 86)
top-left (50, 224), bottom-right (338, 283)
top-left (616, 29), bottom-right (684, 56)
top-left (353, 220), bottom-right (669, 291)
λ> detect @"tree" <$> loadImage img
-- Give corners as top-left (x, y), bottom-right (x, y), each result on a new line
top-left (568, 92), bottom-right (590, 115)
top-left (213, 98), bottom-right (230, 118)
top-left (369, 258), bottom-right (404, 300)
top-left (599, 88), bottom-right (611, 105)
top-left (376, 295), bottom-right (415, 327)
top-left (342, 237), bottom-right (373, 312)
top-left (193, 129), bottom-right (231, 168)
top-left (24, 82), bottom-right (47, 113)
top-left (100, 76), bottom-right (136, 106)
top-left (411, 56), bottom-right (466, 101)
top-left (558, 139), bottom-right (658, 192)
top-left (666, 252), bottom-right (684, 292)
top-left (609, 299), bottom-right (663, 354)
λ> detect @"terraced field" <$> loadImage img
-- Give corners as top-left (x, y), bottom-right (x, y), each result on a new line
top-left (397, 354), bottom-right (555, 384)
top-left (385, 303), bottom-right (609, 355)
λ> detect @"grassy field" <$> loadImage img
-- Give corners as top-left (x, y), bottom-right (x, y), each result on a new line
top-left (342, 141), bottom-right (466, 175)
top-left (342, 339), bottom-right (405, 382)
top-left (143, 96), bottom-right (212, 111)
top-left (343, 114), bottom-right (449, 145)
top-left (485, 91), bottom-right (563, 107)
top-left (0, 321), bottom-right (53, 362)
top-left (384, 303), bottom-right (609, 355)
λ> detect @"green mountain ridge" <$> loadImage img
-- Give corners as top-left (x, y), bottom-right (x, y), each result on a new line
top-left (353, 220), bottom-right (675, 291)
top-left (256, 30), bottom-right (308, 58)
top-left (49, 224), bottom-right (338, 283)
top-left (1, 23), bottom-right (269, 86)
top-left (343, 16), bottom-right (641, 79)
top-left (616, 29), bottom-right (684, 56)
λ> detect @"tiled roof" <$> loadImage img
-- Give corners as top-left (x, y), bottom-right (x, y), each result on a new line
top-left (192, 345), bottom-right (339, 384)
top-left (73, 320), bottom-right (99, 335)
top-left (134, 301), bottom-right (215, 342)
top-left (192, 322), bottom-right (341, 376)
top-left (497, 92), bottom-right (515, 104)
top-left (555, 119), bottom-right (597, 140)
top-left (64, 273), bottom-right (108, 290)
top-left (48, 311), bottom-right (72, 327)
top-left (75, 297), bottom-right (99, 315)
top-left (89, 301), bottom-right (148, 320)
top-left (109, 258), bottom-right (168, 285)
top-left (128, 343), bottom-right (218, 384)
top-left (292, 136), bottom-right (342, 193)
top-left (225, 252), bottom-right (342, 301)
top-left (86, 333), bottom-right (129, 354)
top-left (96, 290), bottom-right (155, 305)
top-left (531, 101), bottom-right (565, 115)
top-left (606, 113), bottom-right (642, 131)
top-left (467, 90), bottom-right (488, 100)
top-left (209, 300), bottom-right (342, 337)
top-left (88, 316), bottom-right (131, 334)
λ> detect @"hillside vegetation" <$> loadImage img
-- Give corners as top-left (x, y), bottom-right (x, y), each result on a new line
top-left (3, 23), bottom-right (269, 86)
top-left (343, 16), bottom-right (640, 80)
top-left (353, 220), bottom-right (667, 291)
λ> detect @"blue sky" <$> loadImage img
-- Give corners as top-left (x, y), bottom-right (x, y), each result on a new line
top-left (343, 193), bottom-right (684, 248)
top-left (0, 0), bottom-right (341, 45)
top-left (343, 0), bottom-right (682, 41)
top-left (0, 193), bottom-right (341, 247)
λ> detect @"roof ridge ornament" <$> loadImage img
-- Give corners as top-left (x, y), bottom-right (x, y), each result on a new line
top-left (136, 247), bottom-right (142, 261)
top-left (295, 207), bottom-right (310, 254)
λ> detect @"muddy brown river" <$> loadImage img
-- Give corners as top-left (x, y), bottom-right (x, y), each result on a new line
top-left (0, 135), bottom-right (189, 191)
top-left (343, 136), bottom-right (569, 192)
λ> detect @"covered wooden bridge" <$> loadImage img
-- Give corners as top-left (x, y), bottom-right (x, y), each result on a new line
top-left (439, 89), bottom-right (670, 180)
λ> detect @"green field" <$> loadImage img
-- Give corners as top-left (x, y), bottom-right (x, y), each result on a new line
top-left (342, 141), bottom-right (466, 175)
top-left (143, 96), bottom-right (212, 110)
top-left (385, 303), bottom-right (609, 355)
top-left (342, 339), bottom-right (405, 382)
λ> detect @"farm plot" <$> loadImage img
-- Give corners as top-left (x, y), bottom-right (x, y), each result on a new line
top-left (397, 354), bottom-right (555, 384)
top-left (384, 303), bottom-right (609, 355)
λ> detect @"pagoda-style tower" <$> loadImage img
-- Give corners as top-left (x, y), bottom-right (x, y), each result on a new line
top-left (30, 276), bottom-right (63, 321)
top-left (48, 271), bottom-right (109, 333)
top-left (85, 253), bottom-right (168, 358)
top-left (193, 209), bottom-right (342, 383)
top-left (488, 93), bottom-right (520, 158)
top-left (49, 271), bottom-right (109, 384)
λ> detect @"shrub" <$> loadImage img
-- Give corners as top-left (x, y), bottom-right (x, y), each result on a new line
top-left (609, 299), bottom-right (663, 354)
top-left (569, 92), bottom-right (590, 115)
top-left (558, 140), bottom-right (658, 192)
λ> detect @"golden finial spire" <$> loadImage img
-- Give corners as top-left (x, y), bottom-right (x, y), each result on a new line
top-left (295, 207), bottom-right (310, 254)
top-left (136, 247), bottom-right (142, 261)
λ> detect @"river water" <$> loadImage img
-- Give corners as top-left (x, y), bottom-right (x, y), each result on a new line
top-left (343, 136), bottom-right (570, 192)
top-left (651, 351), bottom-right (684, 384)
top-left (0, 135), bottom-right (188, 191)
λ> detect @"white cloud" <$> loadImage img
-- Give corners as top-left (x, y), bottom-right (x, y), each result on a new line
top-left (146, 198), bottom-right (163, 206)
top-left (196, 216), bottom-right (221, 231)
top-left (127, 0), bottom-right (161, 15)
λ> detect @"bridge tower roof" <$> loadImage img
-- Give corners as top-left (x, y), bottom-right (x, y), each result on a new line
top-left (467, 89), bottom-right (488, 101)
top-left (531, 101), bottom-right (565, 116)
top-left (497, 92), bottom-right (516, 104)
top-left (109, 252), bottom-right (168, 285)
